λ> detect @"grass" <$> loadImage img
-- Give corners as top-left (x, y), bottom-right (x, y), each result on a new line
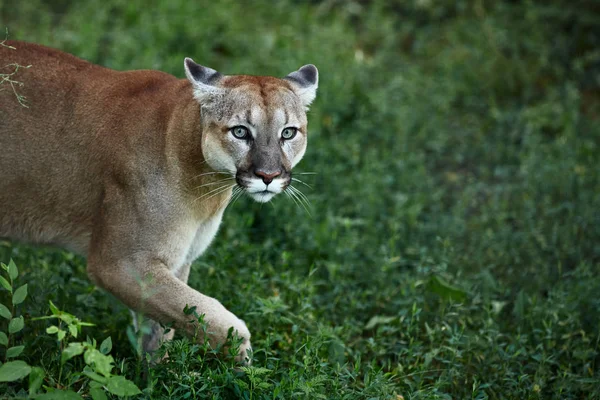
top-left (1, 0), bottom-right (599, 398)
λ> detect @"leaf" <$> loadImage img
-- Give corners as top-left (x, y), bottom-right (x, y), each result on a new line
top-left (28, 366), bottom-right (45, 396)
top-left (68, 324), bottom-right (78, 338)
top-left (0, 275), bottom-right (12, 292)
top-left (0, 360), bottom-right (31, 382)
top-left (62, 342), bottom-right (85, 364)
top-left (57, 330), bottom-right (66, 341)
top-left (106, 375), bottom-right (142, 396)
top-left (49, 300), bottom-right (60, 315)
top-left (58, 312), bottom-right (76, 325)
top-left (36, 390), bottom-right (84, 400)
top-left (83, 366), bottom-right (108, 384)
top-left (0, 303), bottom-right (11, 319)
top-left (8, 316), bottom-right (24, 334)
top-left (99, 336), bottom-right (112, 355)
top-left (12, 284), bottom-right (28, 305)
top-left (31, 315), bottom-right (55, 321)
top-left (126, 325), bottom-right (141, 356)
top-left (234, 378), bottom-right (250, 390)
top-left (364, 315), bottom-right (396, 330)
top-left (491, 300), bottom-right (508, 315)
top-left (0, 331), bottom-right (7, 346)
top-left (328, 340), bottom-right (346, 364)
top-left (6, 345), bottom-right (25, 358)
top-left (427, 275), bottom-right (467, 302)
top-left (84, 348), bottom-right (115, 377)
top-left (90, 388), bottom-right (108, 400)
top-left (89, 379), bottom-right (104, 388)
top-left (240, 366), bottom-right (271, 375)
top-left (7, 259), bottom-right (18, 281)
top-left (46, 325), bottom-right (60, 334)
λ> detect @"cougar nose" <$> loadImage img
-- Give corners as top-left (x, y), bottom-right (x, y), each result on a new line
top-left (254, 169), bottom-right (281, 185)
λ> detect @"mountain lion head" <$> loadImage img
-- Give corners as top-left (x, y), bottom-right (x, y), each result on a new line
top-left (184, 59), bottom-right (318, 203)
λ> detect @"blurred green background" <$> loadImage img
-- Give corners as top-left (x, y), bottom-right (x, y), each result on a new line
top-left (1, 0), bottom-right (599, 398)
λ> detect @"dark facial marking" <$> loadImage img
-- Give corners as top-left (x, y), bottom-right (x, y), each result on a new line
top-left (245, 109), bottom-right (253, 126)
top-left (259, 82), bottom-right (268, 109)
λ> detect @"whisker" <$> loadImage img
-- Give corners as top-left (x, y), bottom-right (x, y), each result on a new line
top-left (193, 184), bottom-right (234, 203)
top-left (220, 186), bottom-right (240, 210)
top-left (289, 186), bottom-right (312, 216)
top-left (294, 172), bottom-right (317, 175)
top-left (229, 186), bottom-right (245, 207)
top-left (203, 184), bottom-right (235, 203)
top-left (194, 177), bottom-right (236, 190)
top-left (188, 171), bottom-right (234, 181)
top-left (216, 192), bottom-right (230, 210)
top-left (288, 185), bottom-right (308, 202)
top-left (283, 188), bottom-right (301, 211)
top-left (286, 186), bottom-right (311, 216)
top-left (226, 186), bottom-right (241, 207)
top-left (291, 177), bottom-right (312, 189)
top-left (292, 190), bottom-right (311, 216)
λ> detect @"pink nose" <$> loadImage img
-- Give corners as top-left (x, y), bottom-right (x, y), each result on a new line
top-left (254, 169), bottom-right (281, 185)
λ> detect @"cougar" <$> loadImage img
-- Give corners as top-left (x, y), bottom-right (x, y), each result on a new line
top-left (0, 41), bottom-right (318, 362)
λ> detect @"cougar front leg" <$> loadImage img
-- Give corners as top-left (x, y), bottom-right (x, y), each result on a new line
top-left (87, 187), bottom-right (250, 363)
top-left (88, 254), bottom-right (251, 363)
top-left (138, 263), bottom-right (191, 355)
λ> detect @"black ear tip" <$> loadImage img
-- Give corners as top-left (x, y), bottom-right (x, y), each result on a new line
top-left (184, 58), bottom-right (202, 80)
top-left (299, 64), bottom-right (318, 84)
top-left (184, 59), bottom-right (222, 85)
top-left (184, 58), bottom-right (199, 73)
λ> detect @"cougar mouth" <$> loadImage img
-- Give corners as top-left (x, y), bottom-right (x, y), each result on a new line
top-left (247, 188), bottom-right (278, 203)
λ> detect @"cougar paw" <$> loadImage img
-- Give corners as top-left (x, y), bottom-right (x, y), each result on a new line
top-left (234, 338), bottom-right (252, 365)
top-left (230, 319), bottom-right (252, 365)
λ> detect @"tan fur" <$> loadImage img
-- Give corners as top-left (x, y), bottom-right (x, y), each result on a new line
top-left (0, 41), bottom-right (318, 362)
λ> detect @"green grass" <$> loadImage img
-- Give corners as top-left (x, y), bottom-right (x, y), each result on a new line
top-left (1, 0), bottom-right (599, 398)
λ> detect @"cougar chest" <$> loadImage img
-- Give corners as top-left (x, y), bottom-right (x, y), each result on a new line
top-left (180, 210), bottom-right (225, 268)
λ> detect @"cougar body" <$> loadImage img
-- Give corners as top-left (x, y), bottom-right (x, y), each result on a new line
top-left (0, 41), bottom-right (318, 362)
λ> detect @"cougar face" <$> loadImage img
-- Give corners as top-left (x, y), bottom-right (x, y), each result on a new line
top-left (184, 60), bottom-right (318, 203)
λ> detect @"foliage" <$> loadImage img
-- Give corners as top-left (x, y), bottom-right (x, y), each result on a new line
top-left (36, 302), bottom-right (141, 398)
top-left (0, 260), bottom-right (140, 398)
top-left (1, 0), bottom-right (599, 398)
top-left (0, 260), bottom-right (32, 384)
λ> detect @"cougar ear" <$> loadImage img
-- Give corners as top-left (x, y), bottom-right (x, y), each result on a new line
top-left (284, 64), bottom-right (318, 108)
top-left (184, 57), bottom-right (224, 103)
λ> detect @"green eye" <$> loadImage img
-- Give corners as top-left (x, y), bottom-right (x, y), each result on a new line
top-left (282, 127), bottom-right (297, 140)
top-left (231, 126), bottom-right (250, 139)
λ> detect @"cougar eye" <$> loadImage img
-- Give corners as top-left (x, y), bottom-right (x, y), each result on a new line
top-left (231, 126), bottom-right (250, 140)
top-left (281, 127), bottom-right (297, 140)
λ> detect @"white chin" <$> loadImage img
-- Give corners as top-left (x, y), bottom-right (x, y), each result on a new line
top-left (249, 191), bottom-right (277, 203)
